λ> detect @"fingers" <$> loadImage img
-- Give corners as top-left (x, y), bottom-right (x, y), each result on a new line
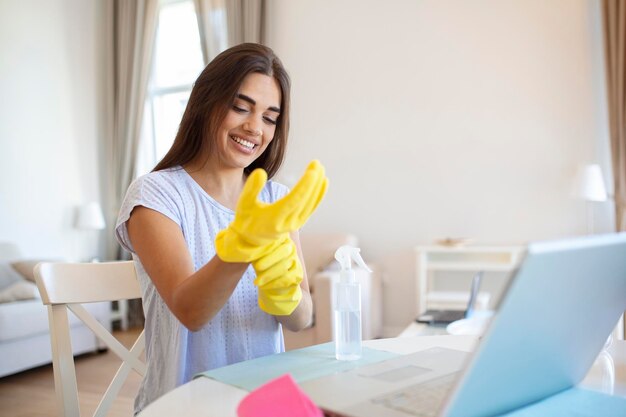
top-left (256, 251), bottom-right (303, 315)
top-left (236, 168), bottom-right (267, 211)
top-left (253, 239), bottom-right (303, 288)
top-left (253, 236), bottom-right (293, 272)
top-left (275, 161), bottom-right (324, 215)
top-left (228, 161), bottom-right (327, 259)
top-left (284, 175), bottom-right (328, 230)
top-left (253, 250), bottom-right (303, 288)
top-left (309, 177), bottom-right (328, 217)
top-left (274, 161), bottom-right (326, 231)
top-left (253, 253), bottom-right (295, 287)
top-left (255, 263), bottom-right (303, 289)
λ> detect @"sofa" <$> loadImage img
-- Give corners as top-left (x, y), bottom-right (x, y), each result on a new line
top-left (0, 242), bottom-right (110, 377)
top-left (283, 233), bottom-right (383, 350)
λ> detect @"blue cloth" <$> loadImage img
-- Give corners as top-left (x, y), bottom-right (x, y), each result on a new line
top-left (116, 167), bottom-right (289, 414)
top-left (501, 387), bottom-right (626, 417)
top-left (196, 342), bottom-right (399, 391)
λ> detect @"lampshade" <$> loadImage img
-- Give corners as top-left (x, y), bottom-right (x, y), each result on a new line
top-left (572, 164), bottom-right (608, 202)
top-left (75, 202), bottom-right (106, 230)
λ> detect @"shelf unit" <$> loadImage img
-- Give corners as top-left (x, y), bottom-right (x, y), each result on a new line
top-left (415, 245), bottom-right (524, 315)
top-left (110, 299), bottom-right (129, 330)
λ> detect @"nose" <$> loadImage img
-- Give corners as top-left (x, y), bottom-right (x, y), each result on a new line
top-left (243, 120), bottom-right (263, 137)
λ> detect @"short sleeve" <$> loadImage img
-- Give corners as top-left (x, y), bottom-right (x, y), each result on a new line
top-left (115, 172), bottom-right (183, 253)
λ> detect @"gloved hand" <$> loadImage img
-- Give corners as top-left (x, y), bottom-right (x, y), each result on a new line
top-left (258, 284), bottom-right (302, 316)
top-left (253, 237), bottom-right (303, 315)
top-left (215, 160), bottom-right (328, 263)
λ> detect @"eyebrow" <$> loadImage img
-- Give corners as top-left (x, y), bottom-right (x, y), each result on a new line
top-left (237, 93), bottom-right (281, 113)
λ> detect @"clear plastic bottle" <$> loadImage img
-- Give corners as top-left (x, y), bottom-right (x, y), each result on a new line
top-left (334, 246), bottom-right (371, 361)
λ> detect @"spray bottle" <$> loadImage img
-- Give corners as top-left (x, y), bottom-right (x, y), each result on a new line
top-left (334, 245), bottom-right (372, 361)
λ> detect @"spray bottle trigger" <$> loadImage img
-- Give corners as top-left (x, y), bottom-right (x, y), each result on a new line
top-left (350, 249), bottom-right (372, 272)
top-left (335, 245), bottom-right (372, 273)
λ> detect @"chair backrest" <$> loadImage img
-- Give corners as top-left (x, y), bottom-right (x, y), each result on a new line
top-left (34, 261), bottom-right (146, 417)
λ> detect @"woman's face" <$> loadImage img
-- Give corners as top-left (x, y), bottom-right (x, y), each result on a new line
top-left (213, 72), bottom-right (281, 171)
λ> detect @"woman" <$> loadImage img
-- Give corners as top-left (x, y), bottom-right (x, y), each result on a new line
top-left (115, 43), bottom-right (327, 413)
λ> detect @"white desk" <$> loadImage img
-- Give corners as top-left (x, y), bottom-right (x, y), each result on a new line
top-left (138, 336), bottom-right (626, 417)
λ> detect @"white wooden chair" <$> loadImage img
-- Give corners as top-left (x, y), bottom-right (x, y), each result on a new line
top-left (34, 261), bottom-right (146, 417)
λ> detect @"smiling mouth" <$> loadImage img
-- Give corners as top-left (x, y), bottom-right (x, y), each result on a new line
top-left (230, 135), bottom-right (256, 150)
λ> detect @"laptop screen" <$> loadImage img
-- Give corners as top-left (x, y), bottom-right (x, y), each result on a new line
top-left (441, 233), bottom-right (626, 417)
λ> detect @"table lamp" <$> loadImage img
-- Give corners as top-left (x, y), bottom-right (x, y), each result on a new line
top-left (572, 164), bottom-right (608, 234)
top-left (75, 202), bottom-right (106, 231)
top-left (75, 202), bottom-right (106, 261)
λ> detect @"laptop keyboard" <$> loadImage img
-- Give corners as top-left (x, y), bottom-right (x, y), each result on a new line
top-left (371, 372), bottom-right (458, 417)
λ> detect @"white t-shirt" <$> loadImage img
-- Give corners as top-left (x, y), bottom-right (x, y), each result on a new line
top-left (115, 166), bottom-right (288, 414)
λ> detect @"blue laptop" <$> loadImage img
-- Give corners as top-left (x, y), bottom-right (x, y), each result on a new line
top-left (301, 233), bottom-right (626, 417)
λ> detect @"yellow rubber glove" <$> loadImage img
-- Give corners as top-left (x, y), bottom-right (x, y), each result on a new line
top-left (258, 284), bottom-right (302, 316)
top-left (253, 237), bottom-right (304, 315)
top-left (253, 237), bottom-right (303, 289)
top-left (215, 160), bottom-right (328, 263)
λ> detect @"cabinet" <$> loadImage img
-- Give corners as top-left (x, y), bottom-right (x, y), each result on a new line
top-left (415, 245), bottom-right (524, 315)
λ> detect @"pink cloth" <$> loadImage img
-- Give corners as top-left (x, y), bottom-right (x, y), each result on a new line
top-left (237, 374), bottom-right (324, 417)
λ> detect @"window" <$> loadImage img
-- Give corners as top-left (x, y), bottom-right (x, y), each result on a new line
top-left (136, 0), bottom-right (204, 176)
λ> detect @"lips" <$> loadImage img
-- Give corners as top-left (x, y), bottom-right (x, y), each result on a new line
top-left (230, 135), bottom-right (257, 150)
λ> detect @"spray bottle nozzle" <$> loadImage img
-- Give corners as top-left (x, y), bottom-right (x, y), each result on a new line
top-left (334, 245), bottom-right (372, 273)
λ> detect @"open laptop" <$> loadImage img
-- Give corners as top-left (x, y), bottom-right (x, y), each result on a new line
top-left (300, 233), bottom-right (626, 417)
top-left (416, 271), bottom-right (484, 325)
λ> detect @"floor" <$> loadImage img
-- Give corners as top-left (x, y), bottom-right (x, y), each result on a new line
top-left (0, 328), bottom-right (143, 417)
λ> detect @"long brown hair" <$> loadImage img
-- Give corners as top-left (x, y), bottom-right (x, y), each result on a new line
top-left (153, 43), bottom-right (291, 178)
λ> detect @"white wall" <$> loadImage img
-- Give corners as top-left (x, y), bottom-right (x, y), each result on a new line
top-left (0, 0), bottom-right (614, 335)
top-left (0, 0), bottom-right (105, 261)
top-left (265, 0), bottom-right (615, 335)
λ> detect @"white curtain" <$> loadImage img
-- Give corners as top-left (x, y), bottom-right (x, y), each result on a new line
top-left (194, 0), bottom-right (266, 65)
top-left (225, 0), bottom-right (265, 46)
top-left (602, 0), bottom-right (626, 339)
top-left (194, 0), bottom-right (228, 65)
top-left (104, 0), bottom-right (159, 260)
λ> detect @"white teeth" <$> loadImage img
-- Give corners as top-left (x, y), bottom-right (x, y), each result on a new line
top-left (231, 136), bottom-right (255, 149)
